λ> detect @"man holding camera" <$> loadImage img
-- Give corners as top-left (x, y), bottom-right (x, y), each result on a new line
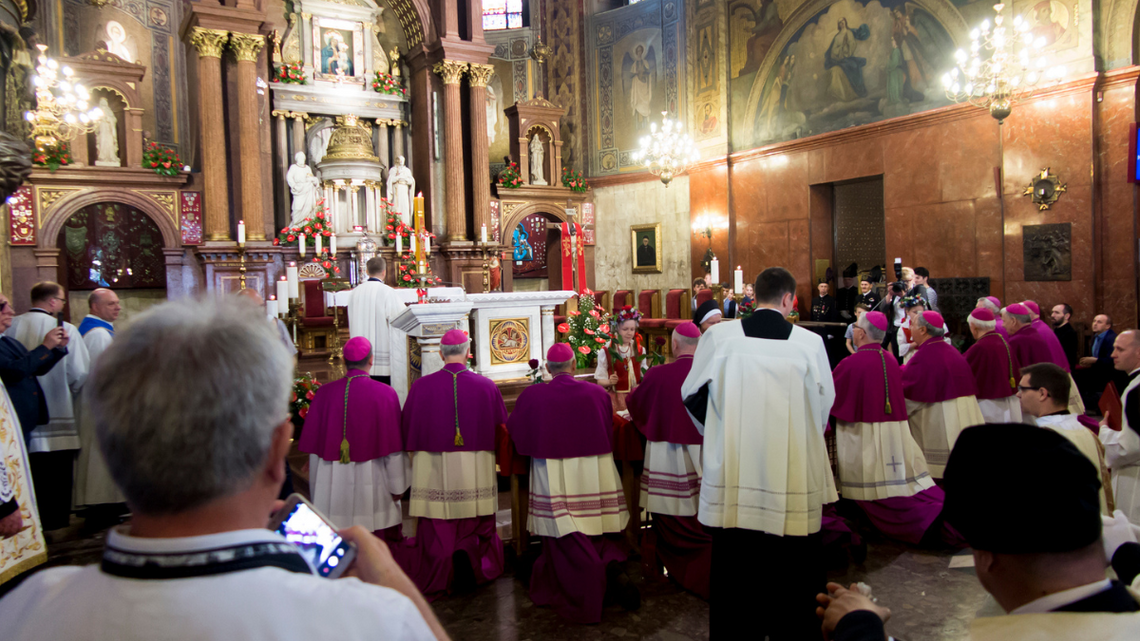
top-left (0, 299), bottom-right (448, 640)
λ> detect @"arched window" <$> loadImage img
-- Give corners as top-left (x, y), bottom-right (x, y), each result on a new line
top-left (483, 0), bottom-right (525, 31)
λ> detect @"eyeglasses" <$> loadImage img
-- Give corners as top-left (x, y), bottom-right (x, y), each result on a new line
top-left (1017, 385), bottom-right (1044, 394)
top-left (53, 297), bottom-right (66, 303)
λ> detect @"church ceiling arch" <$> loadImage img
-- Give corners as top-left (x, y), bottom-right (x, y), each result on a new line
top-left (736, 0), bottom-right (965, 151)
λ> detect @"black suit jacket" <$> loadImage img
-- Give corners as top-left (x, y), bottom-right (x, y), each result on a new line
top-left (1054, 323), bottom-right (1079, 369)
top-left (0, 335), bottom-right (67, 443)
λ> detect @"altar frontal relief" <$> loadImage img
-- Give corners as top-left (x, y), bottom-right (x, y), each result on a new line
top-left (738, 0), bottom-right (956, 149)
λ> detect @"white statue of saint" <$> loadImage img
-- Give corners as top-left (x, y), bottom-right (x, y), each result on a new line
top-left (529, 134), bottom-right (546, 185)
top-left (386, 155), bottom-right (415, 226)
top-left (94, 97), bottom-right (119, 167)
top-left (287, 152), bottom-right (322, 226)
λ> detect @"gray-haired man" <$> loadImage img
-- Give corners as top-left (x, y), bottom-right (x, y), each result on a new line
top-left (0, 299), bottom-right (448, 641)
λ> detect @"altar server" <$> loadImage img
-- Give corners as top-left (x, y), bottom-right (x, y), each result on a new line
top-left (901, 311), bottom-right (985, 478)
top-left (1005, 302), bottom-right (1084, 415)
top-left (298, 337), bottom-right (408, 535)
top-left (964, 308), bottom-right (1023, 424)
top-left (681, 267), bottom-right (836, 640)
top-left (627, 321), bottom-right (710, 599)
top-left (1017, 362), bottom-right (1110, 515)
top-left (833, 311), bottom-right (946, 544)
top-left (1101, 330), bottom-right (1140, 525)
top-left (508, 342), bottom-right (637, 623)
top-left (6, 281), bottom-right (90, 531)
top-left (75, 288), bottom-right (125, 514)
top-left (348, 256), bottom-right (408, 398)
top-left (398, 329), bottom-right (506, 598)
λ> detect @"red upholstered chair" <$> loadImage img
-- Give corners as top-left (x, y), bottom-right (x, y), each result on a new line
top-left (638, 290), bottom-right (668, 354)
top-left (664, 289), bottom-right (690, 330)
top-left (613, 289), bottom-right (633, 312)
top-left (696, 288), bottom-right (714, 307)
top-left (592, 290), bottom-right (611, 315)
top-left (298, 279), bottom-right (336, 354)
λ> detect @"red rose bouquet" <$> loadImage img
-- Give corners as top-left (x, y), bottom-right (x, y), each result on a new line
top-left (561, 166), bottom-right (589, 192)
top-left (142, 141), bottom-right (183, 177)
top-left (274, 61), bottom-right (307, 85)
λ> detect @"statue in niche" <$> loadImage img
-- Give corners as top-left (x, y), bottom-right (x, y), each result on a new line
top-left (386, 155), bottom-right (415, 226)
top-left (94, 97), bottom-right (119, 167)
top-left (287, 152), bottom-right (322, 226)
top-left (529, 134), bottom-right (546, 185)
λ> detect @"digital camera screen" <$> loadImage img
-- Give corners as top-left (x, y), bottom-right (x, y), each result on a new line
top-left (274, 502), bottom-right (352, 577)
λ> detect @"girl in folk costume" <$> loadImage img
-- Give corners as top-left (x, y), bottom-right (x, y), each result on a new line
top-left (594, 306), bottom-right (649, 412)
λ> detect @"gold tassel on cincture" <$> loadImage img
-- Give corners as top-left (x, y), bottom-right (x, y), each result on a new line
top-left (340, 377), bottom-right (355, 464)
top-left (454, 430), bottom-right (464, 447)
top-left (885, 400), bottom-right (892, 414)
top-left (340, 438), bottom-right (351, 464)
top-left (451, 372), bottom-right (463, 448)
top-left (1010, 376), bottom-right (1017, 389)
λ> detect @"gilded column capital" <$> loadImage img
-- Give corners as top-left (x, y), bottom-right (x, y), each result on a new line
top-left (229, 33), bottom-right (266, 62)
top-left (290, 111), bottom-right (308, 120)
top-left (189, 28), bottom-right (230, 59)
top-left (467, 63), bottom-right (495, 87)
top-left (301, 12), bottom-right (312, 20)
top-left (272, 109), bottom-right (288, 119)
top-left (433, 60), bottom-right (468, 85)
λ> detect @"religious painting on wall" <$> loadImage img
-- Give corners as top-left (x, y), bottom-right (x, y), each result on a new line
top-left (512, 213), bottom-right (548, 278)
top-left (1011, 0), bottom-right (1078, 53)
top-left (487, 57), bottom-right (515, 175)
top-left (734, 0), bottom-right (956, 150)
top-left (1023, 223), bottom-right (1071, 281)
top-left (631, 223), bottom-right (663, 274)
top-left (58, 202), bottom-right (167, 290)
top-left (312, 17), bottom-right (365, 81)
top-left (587, 0), bottom-right (684, 175)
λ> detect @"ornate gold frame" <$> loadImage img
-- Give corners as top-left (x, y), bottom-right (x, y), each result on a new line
top-left (312, 16), bottom-right (366, 84)
top-left (488, 317), bottom-right (530, 366)
top-left (631, 223), bottom-right (663, 274)
top-left (1022, 168), bottom-right (1067, 211)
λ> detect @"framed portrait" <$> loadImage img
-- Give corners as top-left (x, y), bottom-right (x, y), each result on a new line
top-left (631, 223), bottom-right (661, 274)
top-left (312, 17), bottom-right (365, 83)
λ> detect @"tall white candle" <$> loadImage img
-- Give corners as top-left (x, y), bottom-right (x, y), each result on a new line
top-left (396, 233), bottom-right (403, 255)
top-left (734, 267), bottom-right (744, 293)
top-left (276, 279), bottom-right (289, 313)
top-left (710, 259), bottom-right (720, 285)
top-left (299, 233), bottom-right (306, 257)
top-left (315, 232), bottom-right (322, 256)
top-left (266, 297), bottom-right (276, 319)
top-left (237, 220), bottom-right (246, 245)
top-left (330, 234), bottom-right (337, 257)
top-left (481, 224), bottom-right (488, 244)
top-left (424, 234), bottom-right (430, 255)
top-left (286, 263), bottom-right (299, 299)
top-left (409, 234), bottom-right (416, 254)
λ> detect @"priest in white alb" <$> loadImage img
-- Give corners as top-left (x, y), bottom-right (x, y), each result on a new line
top-left (5, 281), bottom-right (90, 531)
top-left (347, 256), bottom-right (409, 400)
top-left (901, 311), bottom-right (985, 478)
top-left (681, 267), bottom-right (836, 640)
top-left (74, 288), bottom-right (126, 521)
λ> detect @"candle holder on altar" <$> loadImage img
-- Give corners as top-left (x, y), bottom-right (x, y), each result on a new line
top-left (236, 243), bottom-right (249, 290)
top-left (712, 283), bottom-right (724, 306)
top-left (479, 241), bottom-right (494, 293)
top-left (322, 278), bottom-right (352, 376)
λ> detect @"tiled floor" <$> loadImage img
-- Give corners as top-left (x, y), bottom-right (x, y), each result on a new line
top-left (7, 507), bottom-right (992, 640)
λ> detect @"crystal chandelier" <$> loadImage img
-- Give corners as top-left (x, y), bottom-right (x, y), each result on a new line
top-left (24, 44), bottom-right (104, 150)
top-left (941, 4), bottom-right (1065, 124)
top-left (633, 111), bottom-right (698, 187)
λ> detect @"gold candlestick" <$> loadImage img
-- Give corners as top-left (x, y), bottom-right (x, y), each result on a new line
top-left (480, 241), bottom-right (491, 293)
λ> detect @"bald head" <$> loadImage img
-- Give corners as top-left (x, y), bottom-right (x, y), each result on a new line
top-left (236, 288), bottom-right (265, 307)
top-left (88, 288), bottom-right (121, 322)
top-left (671, 332), bottom-right (700, 357)
top-left (1113, 330), bottom-right (1140, 374)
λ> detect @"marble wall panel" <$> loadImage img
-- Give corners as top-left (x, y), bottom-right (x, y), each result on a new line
top-left (730, 158), bottom-right (768, 222)
top-left (763, 154), bottom-right (810, 222)
top-left (593, 176), bottom-right (692, 296)
top-left (938, 115), bottom-right (1001, 202)
top-left (821, 139), bottom-right (884, 185)
top-left (883, 128), bottom-right (942, 209)
top-left (1002, 93), bottom-right (1094, 195)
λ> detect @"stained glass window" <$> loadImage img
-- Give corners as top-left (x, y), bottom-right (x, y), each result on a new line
top-left (483, 0), bottom-right (524, 31)
top-left (59, 202), bottom-right (167, 290)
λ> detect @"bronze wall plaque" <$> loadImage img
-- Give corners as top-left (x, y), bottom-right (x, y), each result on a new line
top-left (1023, 223), bottom-right (1071, 281)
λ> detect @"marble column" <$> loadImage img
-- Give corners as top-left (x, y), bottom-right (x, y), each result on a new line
top-left (273, 110), bottom-right (289, 230)
top-left (291, 112), bottom-right (307, 160)
top-left (376, 120), bottom-right (390, 168)
top-left (188, 28), bottom-right (231, 241)
top-left (392, 121), bottom-right (404, 160)
top-left (350, 183), bottom-right (361, 229)
top-left (332, 180), bottom-right (343, 232)
top-left (433, 60), bottom-right (468, 241)
top-left (230, 33), bottom-right (267, 240)
top-left (364, 180), bottom-right (376, 231)
top-left (467, 64), bottom-right (494, 245)
top-left (324, 183), bottom-right (333, 227)
top-left (541, 305), bottom-right (556, 360)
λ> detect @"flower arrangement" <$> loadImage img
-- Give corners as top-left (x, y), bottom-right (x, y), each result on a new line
top-left (371, 71), bottom-right (406, 96)
top-left (290, 372), bottom-right (322, 420)
top-left (497, 162), bottom-right (523, 189)
top-left (394, 249), bottom-right (443, 289)
top-left (32, 140), bottom-right (70, 172)
top-left (142, 142), bottom-right (182, 177)
top-left (561, 166), bottom-right (588, 192)
top-left (558, 289), bottom-right (613, 370)
top-left (274, 199), bottom-right (333, 249)
top-left (273, 61), bottom-right (307, 85)
top-left (382, 202), bottom-right (412, 247)
top-left (737, 298), bottom-right (756, 320)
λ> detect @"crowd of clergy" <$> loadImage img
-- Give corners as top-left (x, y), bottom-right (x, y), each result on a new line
top-left (1, 257), bottom-right (1140, 640)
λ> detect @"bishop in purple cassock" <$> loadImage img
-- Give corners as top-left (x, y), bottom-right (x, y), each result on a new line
top-left (298, 336), bottom-right (408, 537)
top-left (965, 308), bottom-right (1023, 424)
top-left (1005, 303), bottom-right (1085, 415)
top-left (901, 312), bottom-right (985, 479)
top-left (508, 342), bottom-right (636, 623)
top-left (833, 312), bottom-right (945, 544)
top-left (393, 329), bottom-right (507, 599)
top-left (627, 322), bottom-right (711, 599)
top-left (976, 296), bottom-right (1009, 338)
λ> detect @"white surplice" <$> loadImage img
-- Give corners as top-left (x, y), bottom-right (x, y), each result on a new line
top-left (1101, 371), bottom-right (1140, 525)
top-left (527, 454), bottom-right (629, 538)
top-left (978, 397), bottom-right (1024, 424)
top-left (347, 280), bottom-right (408, 400)
top-left (835, 419), bottom-right (935, 501)
top-left (1036, 414), bottom-right (1110, 515)
top-left (408, 451), bottom-right (497, 520)
top-left (639, 441), bottom-right (702, 517)
top-left (74, 318), bottom-right (124, 507)
top-left (681, 318), bottom-right (838, 537)
top-left (308, 453), bottom-right (410, 531)
top-left (5, 311), bottom-right (89, 453)
top-left (906, 396), bottom-right (986, 478)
